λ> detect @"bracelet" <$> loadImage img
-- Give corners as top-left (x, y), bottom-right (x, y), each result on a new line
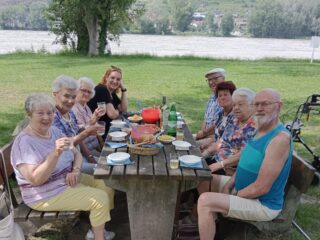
top-left (219, 161), bottom-right (225, 169)
top-left (73, 166), bottom-right (81, 171)
top-left (121, 88), bottom-right (127, 92)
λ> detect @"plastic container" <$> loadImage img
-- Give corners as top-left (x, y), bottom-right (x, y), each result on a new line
top-left (141, 107), bottom-right (160, 124)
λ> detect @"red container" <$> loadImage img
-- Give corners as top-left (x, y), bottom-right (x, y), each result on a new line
top-left (141, 107), bottom-right (160, 124)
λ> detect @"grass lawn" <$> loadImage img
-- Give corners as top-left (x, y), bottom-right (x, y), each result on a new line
top-left (0, 52), bottom-right (319, 239)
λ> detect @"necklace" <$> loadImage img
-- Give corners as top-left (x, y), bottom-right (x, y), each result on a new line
top-left (28, 125), bottom-right (50, 139)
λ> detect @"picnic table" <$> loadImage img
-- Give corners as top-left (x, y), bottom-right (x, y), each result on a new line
top-left (94, 121), bottom-right (212, 240)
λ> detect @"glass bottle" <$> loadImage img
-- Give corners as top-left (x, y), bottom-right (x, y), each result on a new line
top-left (161, 96), bottom-right (169, 130)
top-left (167, 103), bottom-right (177, 137)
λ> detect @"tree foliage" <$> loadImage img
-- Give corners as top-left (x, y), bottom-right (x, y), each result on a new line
top-left (46, 0), bottom-right (141, 56)
top-left (0, 2), bottom-right (48, 30)
top-left (221, 13), bottom-right (234, 36)
top-left (248, 0), bottom-right (320, 38)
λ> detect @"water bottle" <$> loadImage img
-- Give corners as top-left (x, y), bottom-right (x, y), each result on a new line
top-left (167, 103), bottom-right (177, 137)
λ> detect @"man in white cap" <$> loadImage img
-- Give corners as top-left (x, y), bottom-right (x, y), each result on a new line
top-left (194, 68), bottom-right (225, 145)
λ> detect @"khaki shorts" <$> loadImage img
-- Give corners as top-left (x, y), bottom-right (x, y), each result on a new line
top-left (218, 175), bottom-right (281, 221)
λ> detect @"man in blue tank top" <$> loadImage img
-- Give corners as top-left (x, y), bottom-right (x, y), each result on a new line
top-left (197, 89), bottom-right (293, 240)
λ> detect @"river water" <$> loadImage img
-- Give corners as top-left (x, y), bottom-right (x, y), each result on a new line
top-left (0, 30), bottom-right (318, 60)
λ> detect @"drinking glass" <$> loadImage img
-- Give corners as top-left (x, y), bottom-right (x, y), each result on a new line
top-left (169, 152), bottom-right (179, 169)
top-left (97, 102), bottom-right (106, 116)
top-left (63, 137), bottom-right (74, 150)
top-left (176, 130), bottom-right (184, 141)
top-left (97, 121), bottom-right (106, 136)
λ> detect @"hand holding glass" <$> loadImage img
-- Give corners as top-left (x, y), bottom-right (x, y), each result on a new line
top-left (97, 121), bottom-right (106, 136)
top-left (97, 102), bottom-right (106, 116)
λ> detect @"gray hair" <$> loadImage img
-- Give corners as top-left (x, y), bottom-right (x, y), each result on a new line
top-left (205, 68), bottom-right (226, 78)
top-left (25, 93), bottom-right (55, 114)
top-left (232, 87), bottom-right (256, 105)
top-left (78, 76), bottom-right (95, 99)
top-left (52, 75), bottom-right (79, 92)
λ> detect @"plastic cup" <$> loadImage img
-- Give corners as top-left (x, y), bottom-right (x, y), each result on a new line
top-left (97, 121), bottom-right (106, 136)
top-left (63, 137), bottom-right (73, 150)
top-left (97, 102), bottom-right (106, 116)
top-left (169, 153), bottom-right (179, 169)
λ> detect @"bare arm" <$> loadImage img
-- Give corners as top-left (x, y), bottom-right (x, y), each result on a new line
top-left (17, 138), bottom-right (70, 186)
top-left (106, 102), bottom-right (120, 119)
top-left (209, 151), bottom-right (241, 173)
top-left (237, 132), bottom-right (291, 199)
top-left (118, 91), bottom-right (128, 113)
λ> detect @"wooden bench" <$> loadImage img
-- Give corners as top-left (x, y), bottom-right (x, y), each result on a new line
top-left (219, 152), bottom-right (316, 240)
top-left (0, 142), bottom-right (80, 235)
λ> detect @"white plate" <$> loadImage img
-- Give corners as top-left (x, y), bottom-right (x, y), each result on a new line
top-left (110, 120), bottom-right (126, 128)
top-left (172, 140), bottom-right (191, 148)
top-left (107, 152), bottom-right (130, 163)
top-left (179, 155), bottom-right (202, 165)
top-left (109, 131), bottom-right (127, 138)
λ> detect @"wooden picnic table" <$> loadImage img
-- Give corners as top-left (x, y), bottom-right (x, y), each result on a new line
top-left (94, 121), bottom-right (212, 240)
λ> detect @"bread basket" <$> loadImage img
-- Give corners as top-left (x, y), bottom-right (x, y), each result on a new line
top-left (128, 144), bottom-right (160, 156)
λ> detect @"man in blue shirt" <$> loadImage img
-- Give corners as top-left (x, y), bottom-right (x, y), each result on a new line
top-left (194, 68), bottom-right (225, 147)
top-left (197, 89), bottom-right (293, 240)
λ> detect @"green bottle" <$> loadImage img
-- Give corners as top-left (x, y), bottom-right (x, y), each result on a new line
top-left (167, 103), bottom-right (177, 137)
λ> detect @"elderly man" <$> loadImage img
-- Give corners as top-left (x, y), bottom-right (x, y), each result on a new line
top-left (197, 89), bottom-right (293, 240)
top-left (195, 68), bottom-right (225, 145)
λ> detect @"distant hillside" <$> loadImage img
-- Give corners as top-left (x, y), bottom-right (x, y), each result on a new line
top-left (0, 0), bottom-right (49, 8)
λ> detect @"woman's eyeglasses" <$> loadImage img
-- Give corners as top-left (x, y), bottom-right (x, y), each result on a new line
top-left (80, 89), bottom-right (92, 95)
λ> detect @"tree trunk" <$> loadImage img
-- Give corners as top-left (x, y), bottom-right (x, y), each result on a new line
top-left (84, 13), bottom-right (99, 56)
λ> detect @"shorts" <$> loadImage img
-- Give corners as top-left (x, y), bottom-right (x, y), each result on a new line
top-left (218, 175), bottom-right (281, 221)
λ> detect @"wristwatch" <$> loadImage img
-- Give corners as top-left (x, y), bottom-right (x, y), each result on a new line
top-left (121, 88), bottom-right (127, 92)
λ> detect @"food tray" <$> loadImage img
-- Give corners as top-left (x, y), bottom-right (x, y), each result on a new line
top-left (128, 144), bottom-right (160, 156)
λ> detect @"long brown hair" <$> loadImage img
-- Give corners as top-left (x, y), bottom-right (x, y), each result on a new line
top-left (100, 65), bottom-right (122, 85)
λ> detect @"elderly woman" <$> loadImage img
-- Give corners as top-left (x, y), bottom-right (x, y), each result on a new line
top-left (200, 81), bottom-right (236, 160)
top-left (87, 66), bottom-right (128, 138)
top-left (207, 88), bottom-right (256, 175)
top-left (72, 77), bottom-right (105, 153)
top-left (11, 93), bottom-right (115, 240)
top-left (52, 75), bottom-right (103, 174)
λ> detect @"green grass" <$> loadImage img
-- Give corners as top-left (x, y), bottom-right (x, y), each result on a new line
top-left (0, 52), bottom-right (320, 239)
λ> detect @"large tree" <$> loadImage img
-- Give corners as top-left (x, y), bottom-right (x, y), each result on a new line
top-left (46, 0), bottom-right (140, 56)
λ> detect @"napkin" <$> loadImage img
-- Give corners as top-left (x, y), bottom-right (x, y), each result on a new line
top-left (180, 160), bottom-right (204, 169)
top-left (106, 157), bottom-right (133, 166)
top-left (105, 141), bottom-right (128, 149)
top-left (109, 127), bottom-right (123, 132)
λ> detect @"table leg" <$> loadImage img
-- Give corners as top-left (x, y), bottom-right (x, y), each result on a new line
top-left (125, 179), bottom-right (179, 240)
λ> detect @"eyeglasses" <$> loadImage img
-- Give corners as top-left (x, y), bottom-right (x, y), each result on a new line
top-left (253, 101), bottom-right (279, 109)
top-left (206, 75), bottom-right (222, 82)
top-left (80, 89), bottom-right (92, 95)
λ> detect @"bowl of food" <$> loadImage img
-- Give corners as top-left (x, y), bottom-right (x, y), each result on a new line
top-left (158, 134), bottom-right (175, 144)
top-left (128, 114), bottom-right (143, 123)
top-left (141, 108), bottom-right (160, 124)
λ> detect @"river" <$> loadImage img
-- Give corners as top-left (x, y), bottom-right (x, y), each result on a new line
top-left (0, 30), bottom-right (318, 60)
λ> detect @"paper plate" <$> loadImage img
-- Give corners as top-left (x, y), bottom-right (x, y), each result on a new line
top-left (172, 140), bottom-right (191, 148)
top-left (107, 152), bottom-right (130, 163)
top-left (109, 131), bottom-right (127, 138)
top-left (128, 115), bottom-right (143, 122)
top-left (179, 155), bottom-right (202, 165)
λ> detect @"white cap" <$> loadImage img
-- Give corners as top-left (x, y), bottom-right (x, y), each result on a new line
top-left (205, 68), bottom-right (226, 78)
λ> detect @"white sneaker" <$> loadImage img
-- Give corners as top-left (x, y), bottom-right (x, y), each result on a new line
top-left (85, 229), bottom-right (116, 240)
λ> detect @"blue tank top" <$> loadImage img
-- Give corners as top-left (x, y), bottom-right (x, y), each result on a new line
top-left (235, 123), bottom-right (292, 210)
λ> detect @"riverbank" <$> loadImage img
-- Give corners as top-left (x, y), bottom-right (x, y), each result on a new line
top-left (0, 53), bottom-right (319, 239)
top-left (1, 30), bottom-right (319, 60)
